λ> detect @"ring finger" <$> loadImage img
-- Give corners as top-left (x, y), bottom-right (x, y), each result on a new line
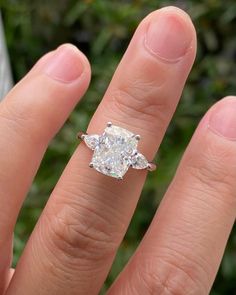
top-left (7, 7), bottom-right (196, 295)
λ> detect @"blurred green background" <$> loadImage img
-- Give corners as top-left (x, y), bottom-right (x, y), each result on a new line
top-left (1, 0), bottom-right (236, 294)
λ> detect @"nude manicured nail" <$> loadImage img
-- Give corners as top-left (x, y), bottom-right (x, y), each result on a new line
top-left (45, 45), bottom-right (84, 82)
top-left (209, 98), bottom-right (236, 140)
top-left (145, 11), bottom-right (193, 61)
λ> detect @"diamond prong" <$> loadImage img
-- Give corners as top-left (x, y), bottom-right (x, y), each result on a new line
top-left (117, 176), bottom-right (123, 180)
top-left (89, 162), bottom-right (94, 168)
top-left (77, 131), bottom-right (87, 140)
top-left (135, 134), bottom-right (141, 140)
top-left (147, 162), bottom-right (156, 171)
top-left (107, 122), bottom-right (112, 127)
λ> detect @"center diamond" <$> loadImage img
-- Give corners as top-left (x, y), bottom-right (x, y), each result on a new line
top-left (91, 125), bottom-right (138, 179)
top-left (82, 123), bottom-right (150, 179)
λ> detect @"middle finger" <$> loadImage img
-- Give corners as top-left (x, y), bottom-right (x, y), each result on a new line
top-left (8, 7), bottom-right (196, 295)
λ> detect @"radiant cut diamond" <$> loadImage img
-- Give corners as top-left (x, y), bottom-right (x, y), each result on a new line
top-left (83, 124), bottom-right (151, 179)
top-left (91, 125), bottom-right (137, 178)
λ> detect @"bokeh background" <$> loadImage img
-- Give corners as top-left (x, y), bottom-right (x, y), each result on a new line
top-left (1, 0), bottom-right (236, 294)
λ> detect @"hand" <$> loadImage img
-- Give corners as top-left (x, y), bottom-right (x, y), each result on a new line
top-left (1, 6), bottom-right (235, 295)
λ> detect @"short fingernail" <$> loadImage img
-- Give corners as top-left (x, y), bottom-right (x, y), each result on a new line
top-left (45, 44), bottom-right (84, 82)
top-left (145, 10), bottom-right (193, 61)
top-left (209, 97), bottom-right (236, 141)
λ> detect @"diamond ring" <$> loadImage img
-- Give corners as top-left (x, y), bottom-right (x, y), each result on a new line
top-left (77, 122), bottom-right (156, 180)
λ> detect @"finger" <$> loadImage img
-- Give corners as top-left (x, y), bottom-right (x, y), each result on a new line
top-left (7, 7), bottom-right (196, 295)
top-left (108, 97), bottom-right (236, 295)
top-left (0, 44), bottom-right (90, 292)
top-left (0, 238), bottom-right (13, 294)
top-left (6, 269), bottom-right (15, 291)
top-left (1, 268), bottom-right (15, 294)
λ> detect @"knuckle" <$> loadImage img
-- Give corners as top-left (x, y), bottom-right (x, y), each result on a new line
top-left (45, 187), bottom-right (121, 265)
top-left (0, 75), bottom-right (62, 144)
top-left (0, 99), bottom-right (45, 145)
top-left (48, 207), bottom-right (117, 261)
top-left (137, 256), bottom-right (207, 295)
top-left (104, 57), bottom-right (173, 132)
top-left (112, 85), bottom-right (167, 117)
top-left (185, 141), bottom-right (236, 200)
top-left (107, 86), bottom-right (169, 134)
top-left (0, 101), bottom-right (32, 135)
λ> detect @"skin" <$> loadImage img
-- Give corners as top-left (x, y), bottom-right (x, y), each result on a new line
top-left (0, 6), bottom-right (236, 295)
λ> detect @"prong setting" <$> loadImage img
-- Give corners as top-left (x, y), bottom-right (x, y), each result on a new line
top-left (147, 162), bottom-right (156, 171)
top-left (77, 131), bottom-right (87, 140)
top-left (77, 123), bottom-right (157, 179)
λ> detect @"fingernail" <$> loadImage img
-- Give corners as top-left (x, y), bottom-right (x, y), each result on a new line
top-left (209, 98), bottom-right (236, 141)
top-left (45, 44), bottom-right (84, 82)
top-left (145, 11), bottom-right (193, 61)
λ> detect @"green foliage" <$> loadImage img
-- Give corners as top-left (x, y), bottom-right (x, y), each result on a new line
top-left (1, 0), bottom-right (236, 293)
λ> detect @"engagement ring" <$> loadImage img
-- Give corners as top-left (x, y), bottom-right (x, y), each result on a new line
top-left (78, 122), bottom-right (156, 179)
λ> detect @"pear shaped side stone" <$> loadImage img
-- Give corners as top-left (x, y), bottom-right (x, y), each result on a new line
top-left (84, 134), bottom-right (100, 150)
top-left (131, 153), bottom-right (148, 169)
